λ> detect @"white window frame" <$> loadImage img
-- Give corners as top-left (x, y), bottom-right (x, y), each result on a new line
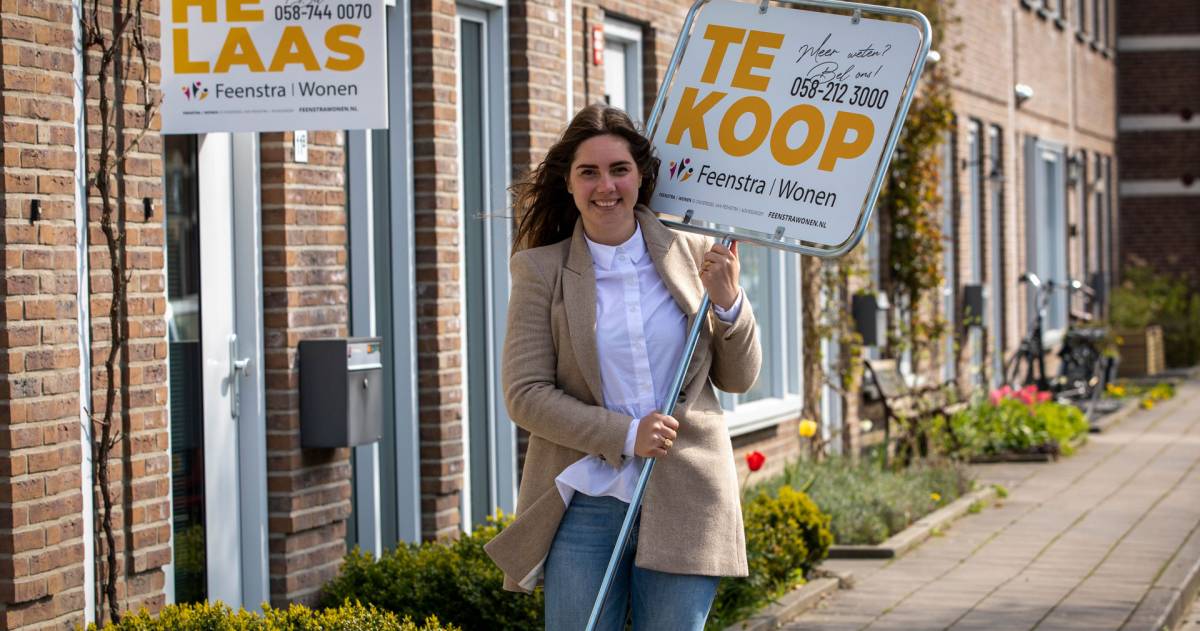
top-left (603, 17), bottom-right (644, 122)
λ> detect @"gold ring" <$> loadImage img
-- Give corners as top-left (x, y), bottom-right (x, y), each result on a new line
top-left (662, 438), bottom-right (672, 449)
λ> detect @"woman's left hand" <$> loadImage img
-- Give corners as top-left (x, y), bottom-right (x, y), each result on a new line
top-left (699, 241), bottom-right (740, 310)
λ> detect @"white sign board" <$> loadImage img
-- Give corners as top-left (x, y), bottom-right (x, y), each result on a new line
top-left (162, 0), bottom-right (387, 134)
top-left (649, 0), bottom-right (927, 256)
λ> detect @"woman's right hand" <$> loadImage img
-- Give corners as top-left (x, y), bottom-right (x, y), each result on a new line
top-left (635, 412), bottom-right (679, 458)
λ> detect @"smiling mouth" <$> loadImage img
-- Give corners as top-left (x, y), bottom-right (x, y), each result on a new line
top-left (592, 199), bottom-right (620, 208)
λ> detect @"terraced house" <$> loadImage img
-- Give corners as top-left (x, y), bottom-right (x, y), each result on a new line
top-left (0, 0), bottom-right (1124, 627)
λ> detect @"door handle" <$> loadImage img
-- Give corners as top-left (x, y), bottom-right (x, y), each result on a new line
top-left (229, 334), bottom-right (251, 421)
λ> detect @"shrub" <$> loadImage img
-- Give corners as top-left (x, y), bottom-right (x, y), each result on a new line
top-left (1110, 266), bottom-right (1200, 368)
top-left (319, 514), bottom-right (543, 630)
top-left (324, 498), bottom-right (832, 631)
top-left (90, 601), bottom-right (457, 630)
top-left (749, 457), bottom-right (971, 547)
top-left (707, 486), bottom-right (832, 629)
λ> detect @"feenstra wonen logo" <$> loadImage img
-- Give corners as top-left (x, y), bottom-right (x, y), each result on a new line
top-left (668, 157), bottom-right (695, 182)
top-left (182, 81), bottom-right (209, 101)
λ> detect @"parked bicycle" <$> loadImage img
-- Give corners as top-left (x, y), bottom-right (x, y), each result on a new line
top-left (1004, 273), bottom-right (1111, 414)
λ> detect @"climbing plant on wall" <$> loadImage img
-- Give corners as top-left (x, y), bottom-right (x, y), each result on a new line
top-left (799, 0), bottom-right (956, 449)
top-left (873, 0), bottom-right (956, 375)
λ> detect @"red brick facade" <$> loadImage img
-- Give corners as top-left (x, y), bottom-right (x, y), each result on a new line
top-left (260, 130), bottom-right (352, 605)
top-left (0, 0), bottom-right (1132, 628)
top-left (1116, 0), bottom-right (1200, 290)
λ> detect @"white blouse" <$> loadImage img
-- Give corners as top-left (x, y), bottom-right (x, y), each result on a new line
top-left (554, 224), bottom-right (742, 506)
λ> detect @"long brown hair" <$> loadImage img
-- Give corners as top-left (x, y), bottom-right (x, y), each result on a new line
top-left (511, 103), bottom-right (660, 252)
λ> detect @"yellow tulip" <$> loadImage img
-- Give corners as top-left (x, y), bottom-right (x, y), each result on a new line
top-left (798, 419), bottom-right (818, 438)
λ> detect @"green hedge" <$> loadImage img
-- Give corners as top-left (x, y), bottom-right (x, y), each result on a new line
top-left (322, 491), bottom-right (831, 631)
top-left (706, 486), bottom-right (833, 629)
top-left (320, 515), bottom-right (542, 630)
top-left (1110, 265), bottom-right (1200, 368)
top-left (90, 601), bottom-right (457, 630)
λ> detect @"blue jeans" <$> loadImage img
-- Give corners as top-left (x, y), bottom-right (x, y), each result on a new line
top-left (543, 494), bottom-right (720, 631)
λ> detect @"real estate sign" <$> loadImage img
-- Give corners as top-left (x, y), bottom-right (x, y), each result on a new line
top-left (649, 0), bottom-right (929, 257)
top-left (162, 0), bottom-right (387, 134)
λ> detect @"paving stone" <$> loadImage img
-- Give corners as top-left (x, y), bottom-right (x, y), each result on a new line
top-left (777, 383), bottom-right (1200, 630)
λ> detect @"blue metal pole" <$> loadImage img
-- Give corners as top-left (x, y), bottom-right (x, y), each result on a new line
top-left (584, 236), bottom-right (734, 630)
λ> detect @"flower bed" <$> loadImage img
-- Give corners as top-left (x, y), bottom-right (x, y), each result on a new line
top-left (746, 457), bottom-right (973, 547)
top-left (932, 385), bottom-right (1089, 461)
top-left (1105, 380), bottom-right (1177, 410)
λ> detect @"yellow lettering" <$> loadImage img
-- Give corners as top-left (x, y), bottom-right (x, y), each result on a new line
top-left (173, 0), bottom-right (217, 22)
top-left (325, 24), bottom-right (364, 71)
top-left (666, 87), bottom-right (726, 149)
top-left (770, 104), bottom-right (824, 166)
top-left (718, 96), bottom-right (771, 157)
top-left (172, 29), bottom-right (211, 74)
top-left (226, 0), bottom-right (264, 21)
top-left (268, 26), bottom-right (321, 71)
top-left (731, 30), bottom-right (783, 91)
top-left (699, 25), bottom-right (745, 84)
top-left (818, 111), bottom-right (874, 171)
top-left (213, 27), bottom-right (265, 72)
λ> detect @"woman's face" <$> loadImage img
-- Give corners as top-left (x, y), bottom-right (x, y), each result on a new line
top-left (567, 134), bottom-right (641, 246)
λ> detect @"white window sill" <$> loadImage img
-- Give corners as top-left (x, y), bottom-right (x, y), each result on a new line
top-left (726, 394), bottom-right (804, 437)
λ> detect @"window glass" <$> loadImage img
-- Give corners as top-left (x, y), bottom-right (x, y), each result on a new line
top-left (739, 244), bottom-right (772, 403)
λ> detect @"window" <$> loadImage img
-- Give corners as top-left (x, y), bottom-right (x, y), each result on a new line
top-left (603, 18), bottom-right (644, 122)
top-left (1025, 139), bottom-right (1069, 341)
top-left (987, 125), bottom-right (1006, 386)
top-left (966, 120), bottom-right (985, 385)
top-left (941, 130), bottom-right (957, 382)
top-left (720, 247), bottom-right (804, 436)
top-left (1091, 0), bottom-right (1102, 48)
top-left (1075, 0), bottom-right (1088, 40)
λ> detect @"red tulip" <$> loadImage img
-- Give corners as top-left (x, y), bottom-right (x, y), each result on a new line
top-left (1037, 390), bottom-right (1052, 403)
top-left (746, 450), bottom-right (766, 472)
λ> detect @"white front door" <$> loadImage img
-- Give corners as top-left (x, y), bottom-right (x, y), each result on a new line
top-left (166, 133), bottom-right (266, 607)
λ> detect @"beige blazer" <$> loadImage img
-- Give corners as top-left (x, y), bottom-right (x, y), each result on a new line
top-left (484, 206), bottom-right (762, 593)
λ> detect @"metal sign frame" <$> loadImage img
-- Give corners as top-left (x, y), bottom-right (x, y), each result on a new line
top-left (645, 0), bottom-right (932, 258)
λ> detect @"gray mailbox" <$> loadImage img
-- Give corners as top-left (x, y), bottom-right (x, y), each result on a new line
top-left (852, 292), bottom-right (890, 347)
top-left (299, 337), bottom-right (383, 448)
top-left (962, 284), bottom-right (987, 329)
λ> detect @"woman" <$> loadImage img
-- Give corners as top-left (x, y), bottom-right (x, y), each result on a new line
top-left (484, 103), bottom-right (761, 630)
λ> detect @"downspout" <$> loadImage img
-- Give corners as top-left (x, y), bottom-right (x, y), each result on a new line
top-left (72, 0), bottom-right (97, 622)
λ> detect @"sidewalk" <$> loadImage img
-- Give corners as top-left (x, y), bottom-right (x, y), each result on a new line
top-left (782, 380), bottom-right (1200, 631)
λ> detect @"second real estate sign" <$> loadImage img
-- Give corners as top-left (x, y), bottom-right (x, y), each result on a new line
top-left (649, 0), bottom-right (929, 256)
top-left (161, 0), bottom-right (387, 134)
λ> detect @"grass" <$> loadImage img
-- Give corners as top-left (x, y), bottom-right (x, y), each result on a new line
top-left (746, 457), bottom-right (974, 546)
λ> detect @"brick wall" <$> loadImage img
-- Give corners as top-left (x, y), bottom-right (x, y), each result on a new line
top-left (1119, 130), bottom-right (1200, 180)
top-left (2, 0), bottom-right (170, 626)
top-left (411, 0), bottom-right (465, 541)
top-left (1116, 51), bottom-right (1200, 115)
top-left (1, 0), bottom-right (88, 626)
top-left (1117, 0), bottom-right (1200, 35)
top-left (260, 130), bottom-right (352, 605)
top-left (1119, 197), bottom-right (1200, 288)
top-left (1116, 0), bottom-right (1200, 290)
